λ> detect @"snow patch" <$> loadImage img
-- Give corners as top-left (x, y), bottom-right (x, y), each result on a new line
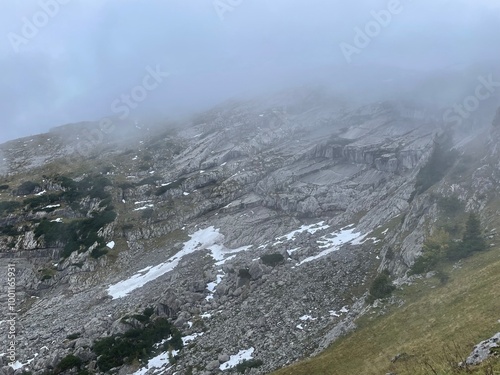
top-left (108, 227), bottom-right (234, 299)
top-left (182, 332), bottom-right (204, 345)
top-left (219, 348), bottom-right (255, 371)
top-left (131, 351), bottom-right (172, 375)
top-left (135, 200), bottom-right (152, 205)
top-left (44, 204), bottom-right (60, 209)
top-left (9, 356), bottom-right (35, 370)
top-left (134, 204), bottom-right (154, 211)
top-left (297, 226), bottom-right (364, 266)
top-left (275, 221), bottom-right (329, 244)
top-left (206, 274), bottom-right (224, 300)
top-left (106, 241), bottom-right (115, 249)
top-left (209, 244), bottom-right (252, 265)
top-left (299, 315), bottom-right (317, 321)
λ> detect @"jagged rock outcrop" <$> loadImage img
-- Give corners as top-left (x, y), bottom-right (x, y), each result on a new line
top-left (466, 332), bottom-right (500, 365)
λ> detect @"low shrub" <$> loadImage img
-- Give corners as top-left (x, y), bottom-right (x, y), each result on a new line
top-left (34, 219), bottom-right (63, 245)
top-left (55, 175), bottom-right (77, 190)
top-left (0, 201), bottom-right (22, 214)
top-left (93, 317), bottom-right (182, 372)
top-left (66, 333), bottom-right (81, 340)
top-left (56, 354), bottom-right (82, 372)
top-left (446, 213), bottom-right (486, 261)
top-left (16, 181), bottom-right (40, 195)
top-left (24, 193), bottom-right (62, 210)
top-left (236, 359), bottom-right (264, 373)
top-left (36, 209), bottom-right (117, 258)
top-left (260, 253), bottom-right (285, 267)
top-left (141, 208), bottom-right (154, 219)
top-left (154, 185), bottom-right (171, 196)
top-left (368, 270), bottom-right (396, 303)
top-left (238, 268), bottom-right (251, 279)
top-left (0, 225), bottom-right (20, 236)
top-left (435, 269), bottom-right (450, 285)
top-left (91, 247), bottom-right (108, 259)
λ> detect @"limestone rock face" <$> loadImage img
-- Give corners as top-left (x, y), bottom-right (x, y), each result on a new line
top-left (0, 95), bottom-right (496, 375)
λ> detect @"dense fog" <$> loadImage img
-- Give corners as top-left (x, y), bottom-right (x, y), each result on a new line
top-left (1, 0), bottom-right (499, 143)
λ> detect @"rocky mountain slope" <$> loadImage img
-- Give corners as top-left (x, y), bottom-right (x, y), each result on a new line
top-left (0, 90), bottom-right (497, 375)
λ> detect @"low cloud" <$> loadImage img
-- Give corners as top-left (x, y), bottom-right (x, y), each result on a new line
top-left (1, 0), bottom-right (499, 143)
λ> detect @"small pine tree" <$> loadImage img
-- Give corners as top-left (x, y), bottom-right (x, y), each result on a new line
top-left (461, 213), bottom-right (486, 253)
top-left (410, 229), bottom-right (450, 275)
top-left (448, 213), bottom-right (486, 260)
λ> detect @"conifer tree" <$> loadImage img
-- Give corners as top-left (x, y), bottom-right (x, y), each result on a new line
top-left (448, 213), bottom-right (486, 260)
top-left (461, 213), bottom-right (486, 254)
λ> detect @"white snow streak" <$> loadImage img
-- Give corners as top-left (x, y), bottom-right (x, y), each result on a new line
top-left (107, 227), bottom-right (252, 299)
top-left (297, 226), bottom-right (364, 266)
top-left (219, 348), bottom-right (255, 371)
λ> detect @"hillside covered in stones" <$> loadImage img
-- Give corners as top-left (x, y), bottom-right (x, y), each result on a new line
top-left (0, 90), bottom-right (498, 375)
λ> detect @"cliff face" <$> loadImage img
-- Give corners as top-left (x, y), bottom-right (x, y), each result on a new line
top-left (0, 94), bottom-right (495, 375)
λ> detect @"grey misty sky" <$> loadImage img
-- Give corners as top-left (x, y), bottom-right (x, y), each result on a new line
top-left (0, 0), bottom-right (499, 143)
